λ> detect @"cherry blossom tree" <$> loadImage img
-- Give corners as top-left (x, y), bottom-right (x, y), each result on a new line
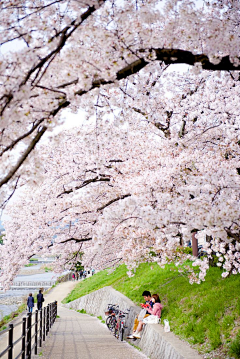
top-left (0, 0), bottom-right (240, 286)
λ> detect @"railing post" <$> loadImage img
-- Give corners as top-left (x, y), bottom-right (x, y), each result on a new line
top-left (39, 309), bottom-right (42, 347)
top-left (54, 301), bottom-right (58, 322)
top-left (49, 303), bottom-right (52, 330)
top-left (43, 307), bottom-right (46, 342)
top-left (46, 305), bottom-right (49, 336)
top-left (8, 324), bottom-right (13, 359)
top-left (34, 310), bottom-right (38, 355)
top-left (26, 313), bottom-right (32, 359)
top-left (22, 317), bottom-right (26, 359)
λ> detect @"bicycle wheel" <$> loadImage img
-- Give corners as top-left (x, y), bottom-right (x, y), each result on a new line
top-left (114, 321), bottom-right (119, 338)
top-left (119, 326), bottom-right (124, 341)
top-left (106, 316), bottom-right (115, 332)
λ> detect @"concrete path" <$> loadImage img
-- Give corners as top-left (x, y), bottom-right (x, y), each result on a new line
top-left (0, 281), bottom-right (76, 358)
top-left (34, 305), bottom-right (148, 359)
top-left (32, 281), bottom-right (148, 359)
top-left (0, 281), bottom-right (148, 359)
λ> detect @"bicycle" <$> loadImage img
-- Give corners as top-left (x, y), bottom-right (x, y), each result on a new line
top-left (113, 309), bottom-right (130, 341)
top-left (105, 304), bottom-right (119, 332)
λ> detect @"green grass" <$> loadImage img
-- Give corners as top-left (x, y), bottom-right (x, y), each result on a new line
top-left (97, 315), bottom-right (105, 324)
top-left (0, 292), bottom-right (42, 332)
top-left (229, 330), bottom-right (240, 359)
top-left (63, 263), bottom-right (240, 357)
top-left (24, 263), bottom-right (36, 267)
top-left (0, 303), bottom-right (27, 331)
top-left (77, 309), bottom-right (87, 314)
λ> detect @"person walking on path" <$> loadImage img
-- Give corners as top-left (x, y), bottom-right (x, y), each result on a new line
top-left (37, 289), bottom-right (44, 310)
top-left (79, 269), bottom-right (83, 279)
top-left (27, 293), bottom-right (34, 313)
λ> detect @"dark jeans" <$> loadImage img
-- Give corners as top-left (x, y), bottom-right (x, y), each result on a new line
top-left (37, 302), bottom-right (42, 310)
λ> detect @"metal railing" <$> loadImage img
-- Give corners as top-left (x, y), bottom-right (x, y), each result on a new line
top-left (12, 281), bottom-right (56, 287)
top-left (0, 301), bottom-right (57, 359)
top-left (0, 272), bottom-right (72, 290)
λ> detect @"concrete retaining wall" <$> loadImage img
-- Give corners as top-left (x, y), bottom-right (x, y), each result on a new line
top-left (64, 286), bottom-right (203, 359)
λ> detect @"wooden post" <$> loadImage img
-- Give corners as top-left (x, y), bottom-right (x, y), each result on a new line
top-left (43, 308), bottom-right (46, 342)
top-left (46, 305), bottom-right (49, 336)
top-left (22, 317), bottom-right (26, 359)
top-left (39, 310), bottom-right (42, 347)
top-left (26, 313), bottom-right (31, 359)
top-left (34, 310), bottom-right (38, 355)
top-left (8, 324), bottom-right (13, 359)
top-left (192, 231), bottom-right (198, 257)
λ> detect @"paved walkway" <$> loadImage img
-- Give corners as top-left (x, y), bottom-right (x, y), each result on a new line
top-left (1, 281), bottom-right (148, 358)
top-left (34, 305), bottom-right (148, 359)
top-left (0, 281), bottom-right (76, 358)
top-left (32, 281), bottom-right (148, 359)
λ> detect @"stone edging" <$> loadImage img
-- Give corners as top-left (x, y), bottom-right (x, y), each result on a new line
top-left (63, 286), bottom-right (203, 359)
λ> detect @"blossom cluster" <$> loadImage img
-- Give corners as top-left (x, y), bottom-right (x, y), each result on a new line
top-left (0, 0), bottom-right (240, 287)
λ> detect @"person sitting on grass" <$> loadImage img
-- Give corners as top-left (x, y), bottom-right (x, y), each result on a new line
top-left (133, 293), bottom-right (163, 339)
top-left (127, 290), bottom-right (153, 339)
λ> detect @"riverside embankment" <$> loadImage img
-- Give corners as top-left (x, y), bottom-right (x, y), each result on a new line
top-left (64, 286), bottom-right (203, 359)
top-left (0, 281), bottom-right (149, 359)
top-left (62, 263), bottom-right (240, 359)
top-left (0, 264), bottom-right (67, 320)
top-left (0, 281), bottom-right (77, 358)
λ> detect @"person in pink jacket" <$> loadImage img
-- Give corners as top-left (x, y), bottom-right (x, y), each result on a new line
top-left (133, 294), bottom-right (163, 339)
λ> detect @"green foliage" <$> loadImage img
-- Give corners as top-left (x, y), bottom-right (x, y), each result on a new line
top-left (0, 234), bottom-right (5, 245)
top-left (74, 261), bottom-right (84, 272)
top-left (0, 303), bottom-right (27, 331)
top-left (69, 251), bottom-right (84, 272)
top-left (208, 254), bottom-right (219, 267)
top-left (63, 262), bottom-right (240, 356)
top-left (229, 330), bottom-right (240, 358)
top-left (62, 265), bottom-right (127, 303)
top-left (24, 263), bottom-right (36, 267)
top-left (97, 315), bottom-right (105, 323)
top-left (77, 309), bottom-right (87, 314)
top-left (176, 246), bottom-right (193, 255)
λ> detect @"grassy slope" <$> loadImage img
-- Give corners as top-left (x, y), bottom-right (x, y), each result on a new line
top-left (63, 263), bottom-right (240, 357)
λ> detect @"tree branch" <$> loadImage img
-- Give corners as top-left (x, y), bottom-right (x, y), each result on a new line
top-left (59, 237), bottom-right (92, 244)
top-left (153, 48), bottom-right (240, 71)
top-left (75, 49), bottom-right (240, 97)
top-left (57, 176), bottom-right (111, 197)
top-left (0, 126), bottom-right (47, 187)
top-left (97, 193), bottom-right (131, 212)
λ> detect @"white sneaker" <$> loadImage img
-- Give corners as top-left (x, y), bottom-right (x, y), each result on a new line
top-left (127, 334), bottom-right (135, 339)
top-left (133, 332), bottom-right (141, 339)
